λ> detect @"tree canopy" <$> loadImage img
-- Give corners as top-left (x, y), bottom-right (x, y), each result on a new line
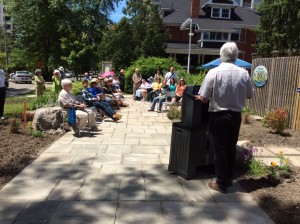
top-left (5, 0), bottom-right (120, 77)
top-left (99, 0), bottom-right (168, 70)
top-left (256, 0), bottom-right (300, 56)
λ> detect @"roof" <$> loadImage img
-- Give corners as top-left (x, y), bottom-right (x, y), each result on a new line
top-left (160, 0), bottom-right (191, 10)
top-left (162, 0), bottom-right (259, 30)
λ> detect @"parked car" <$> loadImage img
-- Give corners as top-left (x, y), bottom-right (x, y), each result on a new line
top-left (12, 71), bottom-right (33, 83)
top-left (65, 71), bottom-right (75, 78)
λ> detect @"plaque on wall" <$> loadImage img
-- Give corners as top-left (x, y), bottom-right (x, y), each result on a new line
top-left (253, 65), bottom-right (268, 87)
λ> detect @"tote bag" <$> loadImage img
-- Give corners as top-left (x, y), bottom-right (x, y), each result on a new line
top-left (68, 105), bottom-right (76, 127)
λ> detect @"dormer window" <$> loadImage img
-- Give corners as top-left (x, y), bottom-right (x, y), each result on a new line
top-left (211, 7), bottom-right (231, 19)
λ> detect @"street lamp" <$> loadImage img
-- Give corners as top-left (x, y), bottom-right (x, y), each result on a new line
top-left (180, 18), bottom-right (193, 74)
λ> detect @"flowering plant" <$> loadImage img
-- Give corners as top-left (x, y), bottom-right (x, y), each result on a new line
top-left (240, 147), bottom-right (268, 176)
top-left (268, 151), bottom-right (291, 183)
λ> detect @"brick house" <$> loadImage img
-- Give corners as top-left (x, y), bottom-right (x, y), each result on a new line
top-left (154, 0), bottom-right (260, 68)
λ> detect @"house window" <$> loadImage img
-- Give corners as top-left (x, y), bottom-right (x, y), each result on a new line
top-left (211, 7), bottom-right (231, 19)
top-left (231, 29), bottom-right (241, 41)
top-left (212, 8), bottom-right (220, 17)
top-left (222, 9), bottom-right (229, 18)
top-left (203, 31), bottom-right (229, 41)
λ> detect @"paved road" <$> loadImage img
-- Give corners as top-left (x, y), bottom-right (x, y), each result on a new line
top-left (6, 81), bottom-right (56, 97)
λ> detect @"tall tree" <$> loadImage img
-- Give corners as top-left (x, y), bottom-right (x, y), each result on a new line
top-left (256, 0), bottom-right (300, 56)
top-left (123, 0), bottom-right (167, 57)
top-left (99, 18), bottom-right (136, 69)
top-left (5, 0), bottom-right (120, 77)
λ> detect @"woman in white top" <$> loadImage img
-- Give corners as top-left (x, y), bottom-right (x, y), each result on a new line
top-left (135, 79), bottom-right (149, 101)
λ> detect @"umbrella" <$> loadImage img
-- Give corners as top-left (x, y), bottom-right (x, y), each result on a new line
top-left (101, 71), bottom-right (115, 78)
top-left (201, 58), bottom-right (252, 69)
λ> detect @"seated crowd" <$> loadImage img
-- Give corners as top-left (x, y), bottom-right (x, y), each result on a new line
top-left (58, 71), bottom-right (127, 137)
top-left (133, 67), bottom-right (187, 113)
top-left (57, 66), bottom-right (186, 136)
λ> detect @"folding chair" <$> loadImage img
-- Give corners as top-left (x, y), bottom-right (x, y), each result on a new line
top-left (162, 91), bottom-right (176, 113)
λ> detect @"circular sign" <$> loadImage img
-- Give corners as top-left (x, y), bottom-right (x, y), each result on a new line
top-left (253, 65), bottom-right (268, 87)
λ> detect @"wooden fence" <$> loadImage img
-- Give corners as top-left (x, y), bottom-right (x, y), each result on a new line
top-left (248, 56), bottom-right (300, 131)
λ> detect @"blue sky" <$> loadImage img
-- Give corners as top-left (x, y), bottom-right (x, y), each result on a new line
top-left (109, 0), bottom-right (127, 23)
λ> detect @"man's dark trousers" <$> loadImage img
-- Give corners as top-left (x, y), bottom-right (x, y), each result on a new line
top-left (0, 87), bottom-right (6, 117)
top-left (208, 111), bottom-right (242, 188)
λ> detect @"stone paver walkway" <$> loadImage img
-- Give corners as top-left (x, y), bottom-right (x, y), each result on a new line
top-left (2, 96), bottom-right (297, 223)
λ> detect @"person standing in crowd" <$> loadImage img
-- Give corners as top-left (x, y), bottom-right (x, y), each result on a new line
top-left (132, 68), bottom-right (142, 98)
top-left (196, 42), bottom-right (253, 194)
top-left (154, 69), bottom-right (163, 82)
top-left (0, 69), bottom-right (6, 120)
top-left (164, 66), bottom-right (177, 86)
top-left (83, 72), bottom-right (92, 81)
top-left (51, 69), bottom-right (62, 94)
top-left (118, 69), bottom-right (125, 92)
top-left (34, 69), bottom-right (45, 97)
top-left (58, 66), bottom-right (66, 79)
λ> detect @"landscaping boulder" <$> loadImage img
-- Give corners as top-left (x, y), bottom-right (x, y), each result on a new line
top-left (32, 107), bottom-right (64, 131)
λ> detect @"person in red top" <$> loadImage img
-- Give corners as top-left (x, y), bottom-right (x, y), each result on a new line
top-left (172, 78), bottom-right (187, 103)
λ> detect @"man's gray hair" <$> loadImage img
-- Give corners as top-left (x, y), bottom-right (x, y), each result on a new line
top-left (61, 79), bottom-right (72, 88)
top-left (220, 42), bottom-right (238, 63)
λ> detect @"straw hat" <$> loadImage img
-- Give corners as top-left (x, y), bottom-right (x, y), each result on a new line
top-left (90, 78), bottom-right (99, 84)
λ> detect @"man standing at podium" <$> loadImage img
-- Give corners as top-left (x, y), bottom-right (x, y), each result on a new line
top-left (196, 42), bottom-right (253, 194)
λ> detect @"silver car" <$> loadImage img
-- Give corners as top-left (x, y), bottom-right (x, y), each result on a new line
top-left (12, 71), bottom-right (33, 83)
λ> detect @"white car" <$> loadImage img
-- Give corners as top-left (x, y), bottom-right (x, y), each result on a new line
top-left (12, 71), bottom-right (33, 83)
top-left (65, 71), bottom-right (75, 78)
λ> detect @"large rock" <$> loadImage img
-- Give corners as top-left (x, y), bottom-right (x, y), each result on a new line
top-left (32, 107), bottom-right (64, 131)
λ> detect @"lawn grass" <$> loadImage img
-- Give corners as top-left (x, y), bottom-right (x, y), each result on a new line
top-left (4, 87), bottom-right (56, 118)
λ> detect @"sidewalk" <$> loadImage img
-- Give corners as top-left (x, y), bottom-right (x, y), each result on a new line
top-left (0, 96), bottom-right (282, 224)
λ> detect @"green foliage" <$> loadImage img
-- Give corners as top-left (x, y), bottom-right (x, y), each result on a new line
top-left (264, 107), bottom-right (288, 133)
top-left (269, 152), bottom-right (291, 183)
top-left (98, 18), bottom-right (136, 69)
top-left (7, 49), bottom-right (35, 71)
top-left (167, 106), bottom-right (181, 120)
top-left (123, 56), bottom-right (207, 93)
top-left (30, 93), bottom-right (59, 110)
top-left (124, 0), bottom-right (168, 58)
top-left (124, 57), bottom-right (182, 93)
top-left (71, 81), bottom-right (83, 96)
top-left (240, 147), bottom-right (292, 184)
top-left (242, 105), bottom-right (256, 115)
top-left (240, 147), bottom-right (269, 176)
top-left (6, 0), bottom-right (119, 76)
top-left (100, 0), bottom-right (168, 70)
top-left (31, 130), bottom-right (46, 138)
top-left (256, 0), bottom-right (300, 56)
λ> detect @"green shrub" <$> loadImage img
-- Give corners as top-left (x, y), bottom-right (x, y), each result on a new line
top-left (71, 81), bottom-right (83, 96)
top-left (240, 147), bottom-right (269, 176)
top-left (264, 107), bottom-right (288, 133)
top-left (124, 57), bottom-right (182, 93)
top-left (31, 130), bottom-right (46, 138)
top-left (167, 105), bottom-right (181, 120)
top-left (29, 93), bottom-right (59, 110)
top-left (124, 56), bottom-right (208, 93)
